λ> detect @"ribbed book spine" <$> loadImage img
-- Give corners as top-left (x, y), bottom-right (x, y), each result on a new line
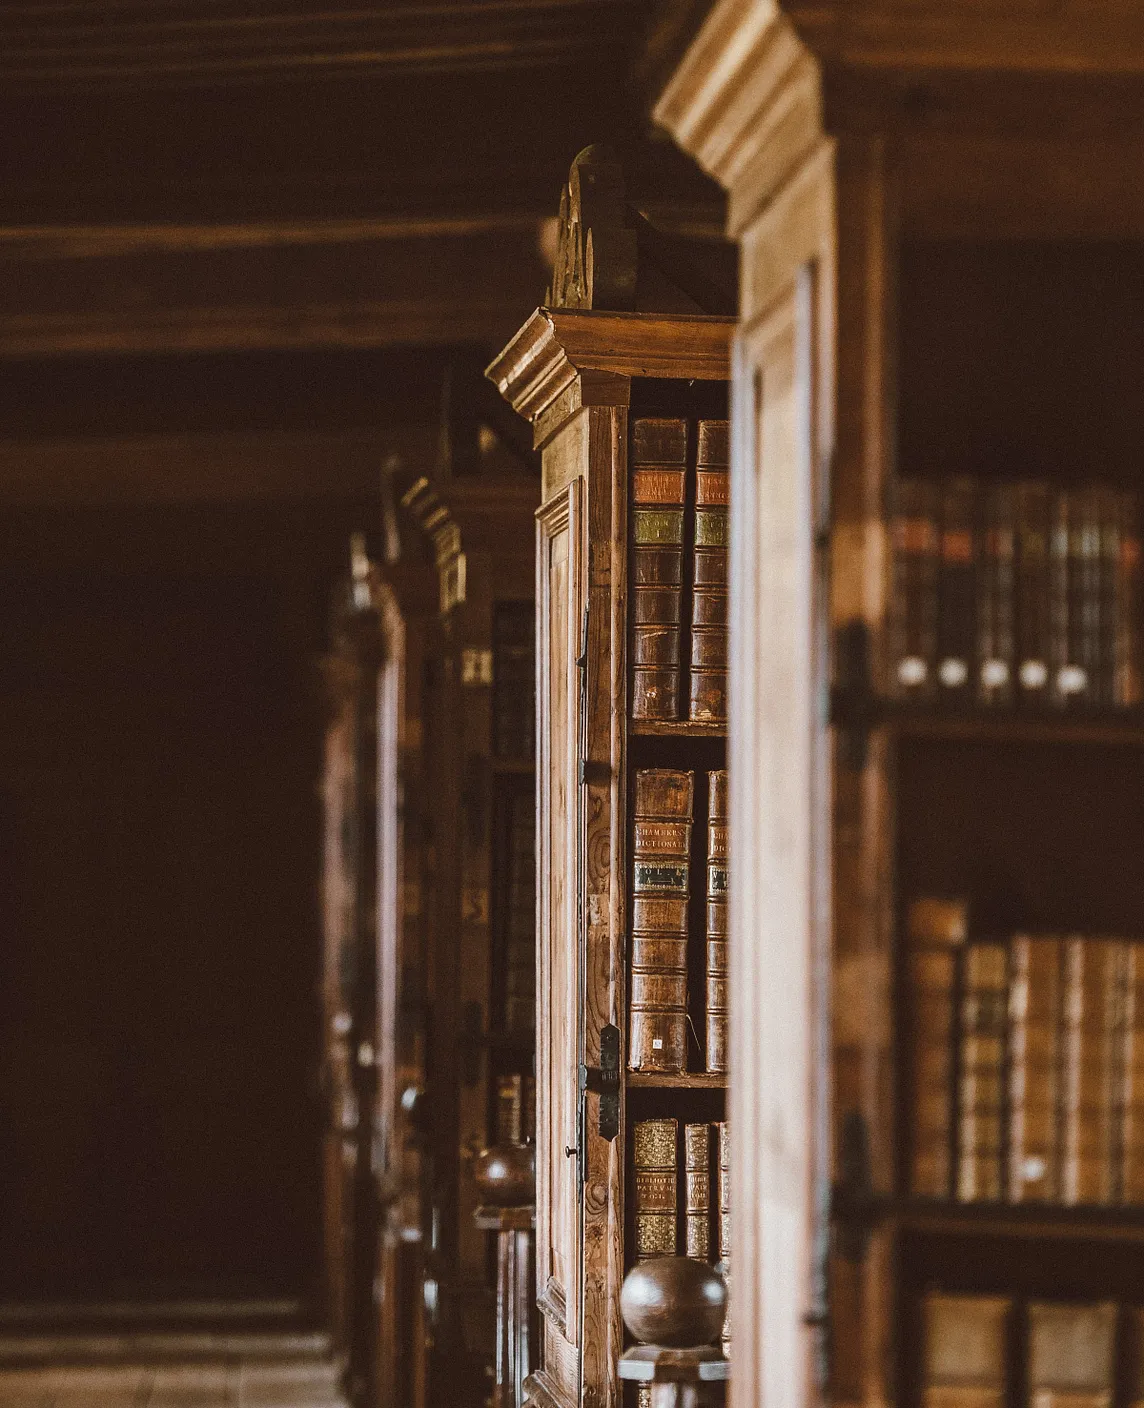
top-left (906, 898), bottom-right (966, 1199)
top-left (978, 482), bottom-right (1016, 706)
top-left (717, 1121), bottom-right (730, 1356)
top-left (1121, 943), bottom-right (1144, 1203)
top-left (1097, 486), bottom-right (1121, 708)
top-left (706, 769), bottom-right (729, 1074)
top-left (937, 476), bottom-right (977, 697)
top-left (1027, 1301), bottom-right (1117, 1408)
top-left (690, 419), bottom-right (729, 723)
top-left (632, 1118), bottom-right (678, 1259)
top-left (629, 768), bottom-right (694, 1073)
top-left (684, 1123), bottom-right (711, 1259)
top-left (1008, 936), bottom-right (1061, 1203)
top-left (958, 943), bottom-right (1008, 1202)
top-left (1060, 938), bottom-right (1121, 1205)
top-left (1016, 481), bottom-right (1053, 703)
top-left (631, 418), bottom-right (687, 721)
top-left (1116, 491), bottom-right (1142, 707)
top-left (890, 478), bottom-right (940, 697)
top-left (922, 1293), bottom-right (1010, 1408)
top-left (1050, 490), bottom-right (1097, 709)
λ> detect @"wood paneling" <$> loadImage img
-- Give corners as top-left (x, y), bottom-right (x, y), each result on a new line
top-left (533, 477), bottom-right (585, 1408)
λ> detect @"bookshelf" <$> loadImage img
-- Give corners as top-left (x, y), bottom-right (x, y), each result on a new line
top-left (486, 147), bottom-right (735, 1408)
top-left (868, 242), bottom-right (1144, 1408)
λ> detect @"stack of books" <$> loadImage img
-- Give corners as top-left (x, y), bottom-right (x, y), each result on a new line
top-left (906, 898), bottom-right (1144, 1205)
top-left (630, 417), bottom-right (730, 724)
top-left (628, 767), bottom-right (728, 1076)
top-left (889, 478), bottom-right (1141, 709)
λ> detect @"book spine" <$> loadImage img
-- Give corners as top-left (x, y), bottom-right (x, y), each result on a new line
top-left (922, 1293), bottom-right (1010, 1408)
top-left (957, 943), bottom-right (1008, 1202)
top-left (905, 892), bottom-right (965, 1199)
top-left (890, 478), bottom-right (940, 697)
top-left (684, 1123), bottom-right (712, 1259)
top-left (908, 945), bottom-right (958, 1200)
top-left (1116, 491), bottom-right (1142, 708)
top-left (1060, 938), bottom-right (1121, 1205)
top-left (937, 476), bottom-right (978, 697)
top-left (1121, 943), bottom-right (1144, 1203)
top-left (1027, 1301), bottom-right (1117, 1408)
top-left (495, 1074), bottom-right (523, 1147)
top-left (1075, 487), bottom-right (1103, 707)
top-left (632, 1118), bottom-right (678, 1259)
top-left (1050, 489), bottom-right (1097, 708)
top-left (1097, 486), bottom-right (1121, 708)
top-left (978, 481), bottom-right (1017, 706)
top-left (717, 1120), bottom-right (730, 1355)
top-left (690, 419), bottom-right (730, 724)
top-left (1016, 481), bottom-right (1053, 703)
top-left (631, 417), bottom-right (687, 722)
top-left (706, 769), bottom-right (729, 1074)
top-left (629, 768), bottom-right (694, 1073)
top-left (1008, 937), bottom-right (1061, 1203)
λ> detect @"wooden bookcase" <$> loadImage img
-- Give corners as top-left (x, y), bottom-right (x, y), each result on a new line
top-left (488, 269), bottom-right (733, 1405)
top-left (652, 10), bottom-right (1144, 1408)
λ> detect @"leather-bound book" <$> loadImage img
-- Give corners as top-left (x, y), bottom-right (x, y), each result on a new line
top-left (1120, 943), bottom-right (1144, 1203)
top-left (629, 768), bottom-right (694, 1073)
top-left (1008, 936), bottom-right (1061, 1203)
top-left (1125, 1305), bottom-right (1144, 1408)
top-left (957, 942), bottom-right (1008, 1202)
top-left (1061, 938), bottom-right (1122, 1205)
top-left (684, 1123), bottom-right (711, 1259)
top-left (716, 1121), bottom-right (730, 1355)
top-left (890, 478), bottom-right (940, 698)
top-left (978, 482), bottom-right (1017, 707)
top-left (690, 419), bottom-right (730, 723)
top-left (1027, 1302), bottom-right (1117, 1408)
top-left (937, 477), bottom-right (978, 698)
top-left (632, 1118), bottom-right (678, 1259)
top-left (496, 1074), bottom-right (523, 1147)
top-left (922, 1293), bottom-right (1009, 1408)
top-left (1050, 490), bottom-right (1096, 709)
top-left (1097, 486), bottom-right (1121, 708)
top-left (522, 1074), bottom-right (535, 1145)
top-left (631, 418), bottom-right (687, 721)
top-left (706, 769), bottom-right (729, 1074)
top-left (1016, 481), bottom-right (1053, 704)
top-left (905, 897), bottom-right (967, 1200)
top-left (1116, 490), bottom-right (1142, 708)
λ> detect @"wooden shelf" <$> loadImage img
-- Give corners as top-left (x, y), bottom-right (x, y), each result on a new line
top-left (831, 693), bottom-right (1144, 747)
top-left (627, 1071), bottom-right (728, 1090)
top-left (629, 720), bottom-right (728, 739)
top-left (896, 1199), bottom-right (1144, 1242)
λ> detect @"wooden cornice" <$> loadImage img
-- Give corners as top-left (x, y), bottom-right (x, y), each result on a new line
top-left (784, 2), bottom-right (1144, 78)
top-left (485, 307), bottom-right (734, 439)
top-left (653, 0), bottom-right (826, 236)
top-left (0, 0), bottom-right (644, 92)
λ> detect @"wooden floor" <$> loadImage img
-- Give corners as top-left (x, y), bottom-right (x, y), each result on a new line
top-left (0, 1333), bottom-right (347, 1407)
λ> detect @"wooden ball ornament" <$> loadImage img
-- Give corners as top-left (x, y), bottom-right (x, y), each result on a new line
top-left (620, 1257), bottom-right (727, 1348)
top-left (473, 1143), bottom-right (535, 1207)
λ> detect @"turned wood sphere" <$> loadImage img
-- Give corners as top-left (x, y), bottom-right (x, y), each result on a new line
top-left (620, 1257), bottom-right (727, 1348)
top-left (473, 1143), bottom-right (535, 1206)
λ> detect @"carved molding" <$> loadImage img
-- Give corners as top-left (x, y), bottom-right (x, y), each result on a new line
top-left (545, 145), bottom-right (638, 311)
top-left (653, 0), bottom-right (827, 238)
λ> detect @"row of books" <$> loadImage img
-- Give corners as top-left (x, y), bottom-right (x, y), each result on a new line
top-left (923, 1294), bottom-right (1142, 1408)
top-left (632, 1118), bottom-right (731, 1361)
top-left (890, 478), bottom-right (1142, 709)
top-left (629, 767), bottom-right (727, 1075)
top-left (907, 899), bottom-right (1144, 1206)
top-left (631, 416), bottom-right (729, 725)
